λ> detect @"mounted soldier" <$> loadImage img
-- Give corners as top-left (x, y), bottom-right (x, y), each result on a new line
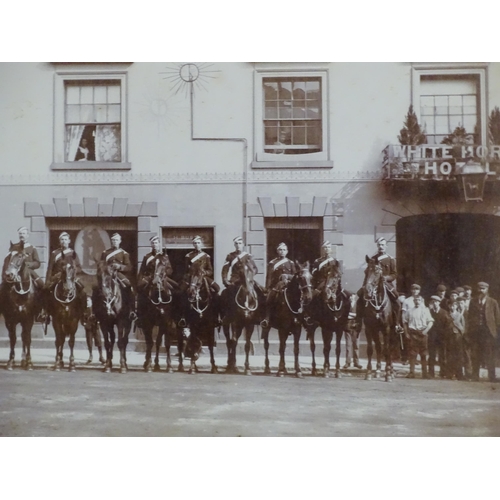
top-left (260, 242), bottom-right (296, 329)
top-left (311, 240), bottom-right (342, 293)
top-left (136, 234), bottom-right (178, 324)
top-left (1, 226), bottom-right (45, 319)
top-left (179, 235), bottom-right (220, 326)
top-left (355, 236), bottom-right (401, 332)
top-left (98, 232), bottom-right (135, 316)
top-left (220, 236), bottom-right (264, 320)
top-left (45, 231), bottom-right (87, 316)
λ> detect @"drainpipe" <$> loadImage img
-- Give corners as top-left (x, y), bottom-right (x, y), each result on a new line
top-left (189, 83), bottom-right (248, 240)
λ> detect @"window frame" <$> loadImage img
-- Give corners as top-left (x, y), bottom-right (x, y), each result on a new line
top-left (411, 64), bottom-right (487, 146)
top-left (252, 69), bottom-right (332, 169)
top-left (52, 70), bottom-right (130, 170)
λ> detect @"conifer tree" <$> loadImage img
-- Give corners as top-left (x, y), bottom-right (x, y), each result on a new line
top-left (398, 105), bottom-right (426, 145)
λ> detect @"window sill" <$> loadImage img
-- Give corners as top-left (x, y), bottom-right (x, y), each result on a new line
top-left (51, 162), bottom-right (131, 171)
top-left (251, 160), bottom-right (333, 169)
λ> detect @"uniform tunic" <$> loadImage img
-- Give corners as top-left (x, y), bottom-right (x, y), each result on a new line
top-left (46, 247), bottom-right (82, 287)
top-left (137, 251), bottom-right (173, 289)
top-left (100, 247), bottom-right (132, 274)
top-left (266, 257), bottom-right (296, 290)
top-left (311, 256), bottom-right (340, 290)
top-left (221, 251), bottom-right (258, 287)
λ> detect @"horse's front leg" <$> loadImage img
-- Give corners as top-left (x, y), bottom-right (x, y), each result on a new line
top-left (117, 324), bottom-right (128, 374)
top-left (293, 323), bottom-right (303, 379)
top-left (244, 324), bottom-right (254, 376)
top-left (373, 329), bottom-right (383, 378)
top-left (6, 323), bottom-right (16, 370)
top-left (334, 328), bottom-right (343, 378)
top-left (277, 329), bottom-right (287, 377)
top-left (68, 326), bottom-right (76, 372)
top-left (154, 325), bottom-right (163, 372)
top-left (261, 324), bottom-right (271, 375)
top-left (21, 320), bottom-right (34, 371)
top-left (209, 325), bottom-right (218, 374)
top-left (222, 322), bottom-right (233, 373)
top-left (177, 326), bottom-right (185, 372)
top-left (322, 328), bottom-right (333, 378)
top-left (365, 328), bottom-right (374, 381)
top-left (164, 322), bottom-right (175, 374)
top-left (307, 325), bottom-right (317, 376)
top-left (384, 326), bottom-right (394, 382)
top-left (143, 325), bottom-right (153, 373)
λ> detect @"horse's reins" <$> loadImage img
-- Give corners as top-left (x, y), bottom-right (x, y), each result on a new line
top-left (150, 268), bottom-right (172, 305)
top-left (235, 260), bottom-right (258, 313)
top-left (6, 274), bottom-right (33, 295)
top-left (364, 268), bottom-right (389, 318)
top-left (284, 271), bottom-right (312, 315)
top-left (189, 277), bottom-right (209, 316)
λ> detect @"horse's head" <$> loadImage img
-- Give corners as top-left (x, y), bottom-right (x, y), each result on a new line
top-left (4, 243), bottom-right (28, 284)
top-left (322, 264), bottom-right (342, 302)
top-left (295, 261), bottom-right (313, 306)
top-left (152, 255), bottom-right (170, 290)
top-left (363, 255), bottom-right (383, 299)
top-left (187, 260), bottom-right (207, 303)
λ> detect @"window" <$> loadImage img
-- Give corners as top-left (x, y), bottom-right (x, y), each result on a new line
top-left (253, 69), bottom-right (332, 168)
top-left (412, 64), bottom-right (487, 146)
top-left (65, 80), bottom-right (122, 162)
top-left (52, 66), bottom-right (130, 170)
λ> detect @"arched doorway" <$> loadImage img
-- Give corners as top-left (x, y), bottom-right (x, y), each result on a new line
top-left (396, 213), bottom-right (500, 299)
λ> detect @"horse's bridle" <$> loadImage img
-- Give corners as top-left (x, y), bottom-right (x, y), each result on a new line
top-left (235, 263), bottom-right (258, 314)
top-left (5, 254), bottom-right (32, 295)
top-left (188, 276), bottom-right (209, 317)
top-left (324, 276), bottom-right (343, 313)
top-left (54, 264), bottom-right (76, 305)
top-left (363, 263), bottom-right (389, 317)
top-left (284, 268), bottom-right (313, 315)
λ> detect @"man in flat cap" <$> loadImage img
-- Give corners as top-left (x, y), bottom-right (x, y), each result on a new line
top-left (261, 242), bottom-right (296, 328)
top-left (466, 282), bottom-right (500, 382)
top-left (462, 285), bottom-right (472, 313)
top-left (436, 284), bottom-right (449, 311)
top-left (221, 236), bottom-right (263, 321)
top-left (98, 232), bottom-right (135, 315)
top-left (45, 231), bottom-right (87, 316)
top-left (355, 237), bottom-right (402, 333)
top-left (428, 295), bottom-right (453, 378)
top-left (0, 226), bottom-right (45, 319)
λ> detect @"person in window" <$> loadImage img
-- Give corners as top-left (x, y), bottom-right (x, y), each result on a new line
top-left (75, 138), bottom-right (95, 161)
top-left (267, 129), bottom-right (291, 155)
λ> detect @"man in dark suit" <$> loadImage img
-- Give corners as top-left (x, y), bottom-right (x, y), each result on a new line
top-left (467, 282), bottom-right (500, 382)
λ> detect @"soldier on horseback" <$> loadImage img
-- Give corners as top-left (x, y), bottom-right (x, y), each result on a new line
top-left (179, 235), bottom-right (220, 326)
top-left (45, 232), bottom-right (87, 310)
top-left (260, 242), bottom-right (296, 329)
top-left (221, 236), bottom-right (264, 321)
top-left (98, 233), bottom-right (136, 317)
top-left (0, 227), bottom-right (45, 319)
top-left (355, 237), bottom-right (402, 332)
top-left (136, 235), bottom-right (178, 324)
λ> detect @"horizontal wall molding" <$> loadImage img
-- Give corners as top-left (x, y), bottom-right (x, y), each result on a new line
top-left (0, 170), bottom-right (384, 186)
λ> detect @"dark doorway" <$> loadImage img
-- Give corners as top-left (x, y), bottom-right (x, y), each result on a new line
top-left (396, 214), bottom-right (500, 299)
top-left (265, 217), bottom-right (323, 267)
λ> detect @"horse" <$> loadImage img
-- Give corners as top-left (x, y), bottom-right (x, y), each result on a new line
top-left (261, 262), bottom-right (313, 378)
top-left (2, 247), bottom-right (38, 370)
top-left (48, 261), bottom-right (85, 372)
top-left (137, 256), bottom-right (180, 373)
top-left (93, 262), bottom-right (134, 373)
top-left (183, 261), bottom-right (219, 374)
top-left (360, 255), bottom-right (394, 382)
top-left (222, 259), bottom-right (262, 375)
top-left (305, 264), bottom-right (352, 378)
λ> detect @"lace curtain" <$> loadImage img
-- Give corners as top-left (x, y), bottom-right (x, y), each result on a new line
top-left (95, 125), bottom-right (121, 162)
top-left (65, 125), bottom-right (85, 161)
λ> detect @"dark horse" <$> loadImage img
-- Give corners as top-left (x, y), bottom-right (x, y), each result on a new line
top-left (305, 264), bottom-right (351, 378)
top-left (2, 247), bottom-right (38, 370)
top-left (183, 260), bottom-right (219, 374)
top-left (93, 262), bottom-right (134, 373)
top-left (261, 262), bottom-right (313, 378)
top-left (48, 261), bottom-right (85, 372)
top-left (137, 256), bottom-right (180, 373)
top-left (360, 255), bottom-right (394, 382)
top-left (222, 259), bottom-right (262, 375)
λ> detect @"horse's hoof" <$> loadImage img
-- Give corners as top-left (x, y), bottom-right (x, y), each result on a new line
top-left (178, 364), bottom-right (185, 373)
top-left (210, 366), bottom-right (218, 374)
top-left (232, 366), bottom-right (240, 374)
top-left (69, 365), bottom-right (76, 373)
top-left (167, 366), bottom-right (174, 374)
top-left (6, 361), bottom-right (14, 371)
top-left (385, 375), bottom-right (392, 382)
top-left (276, 371), bottom-right (285, 378)
top-left (26, 362), bottom-right (34, 371)
top-left (365, 374), bottom-right (372, 381)
top-left (104, 366), bottom-right (111, 373)
top-left (20, 359), bottom-right (26, 369)
top-left (335, 371), bottom-right (342, 379)
top-left (244, 368), bottom-right (252, 376)
top-left (374, 371), bottom-right (380, 379)
top-left (99, 357), bottom-right (106, 365)
top-left (86, 359), bottom-right (92, 365)
top-left (263, 366), bottom-right (271, 375)
top-left (323, 371), bottom-right (330, 378)
top-left (311, 368), bottom-right (317, 376)
top-left (296, 371), bottom-right (304, 379)
top-left (153, 363), bottom-right (161, 372)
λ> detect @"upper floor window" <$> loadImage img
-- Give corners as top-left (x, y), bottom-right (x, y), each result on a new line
top-left (253, 69), bottom-right (332, 168)
top-left (65, 80), bottom-right (122, 162)
top-left (52, 65), bottom-right (130, 170)
top-left (411, 64), bottom-right (487, 146)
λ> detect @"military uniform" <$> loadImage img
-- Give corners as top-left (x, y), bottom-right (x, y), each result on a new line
top-left (182, 250), bottom-right (219, 293)
top-left (45, 246), bottom-right (86, 315)
top-left (311, 255), bottom-right (341, 291)
top-left (221, 250), bottom-right (262, 320)
top-left (356, 250), bottom-right (401, 330)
